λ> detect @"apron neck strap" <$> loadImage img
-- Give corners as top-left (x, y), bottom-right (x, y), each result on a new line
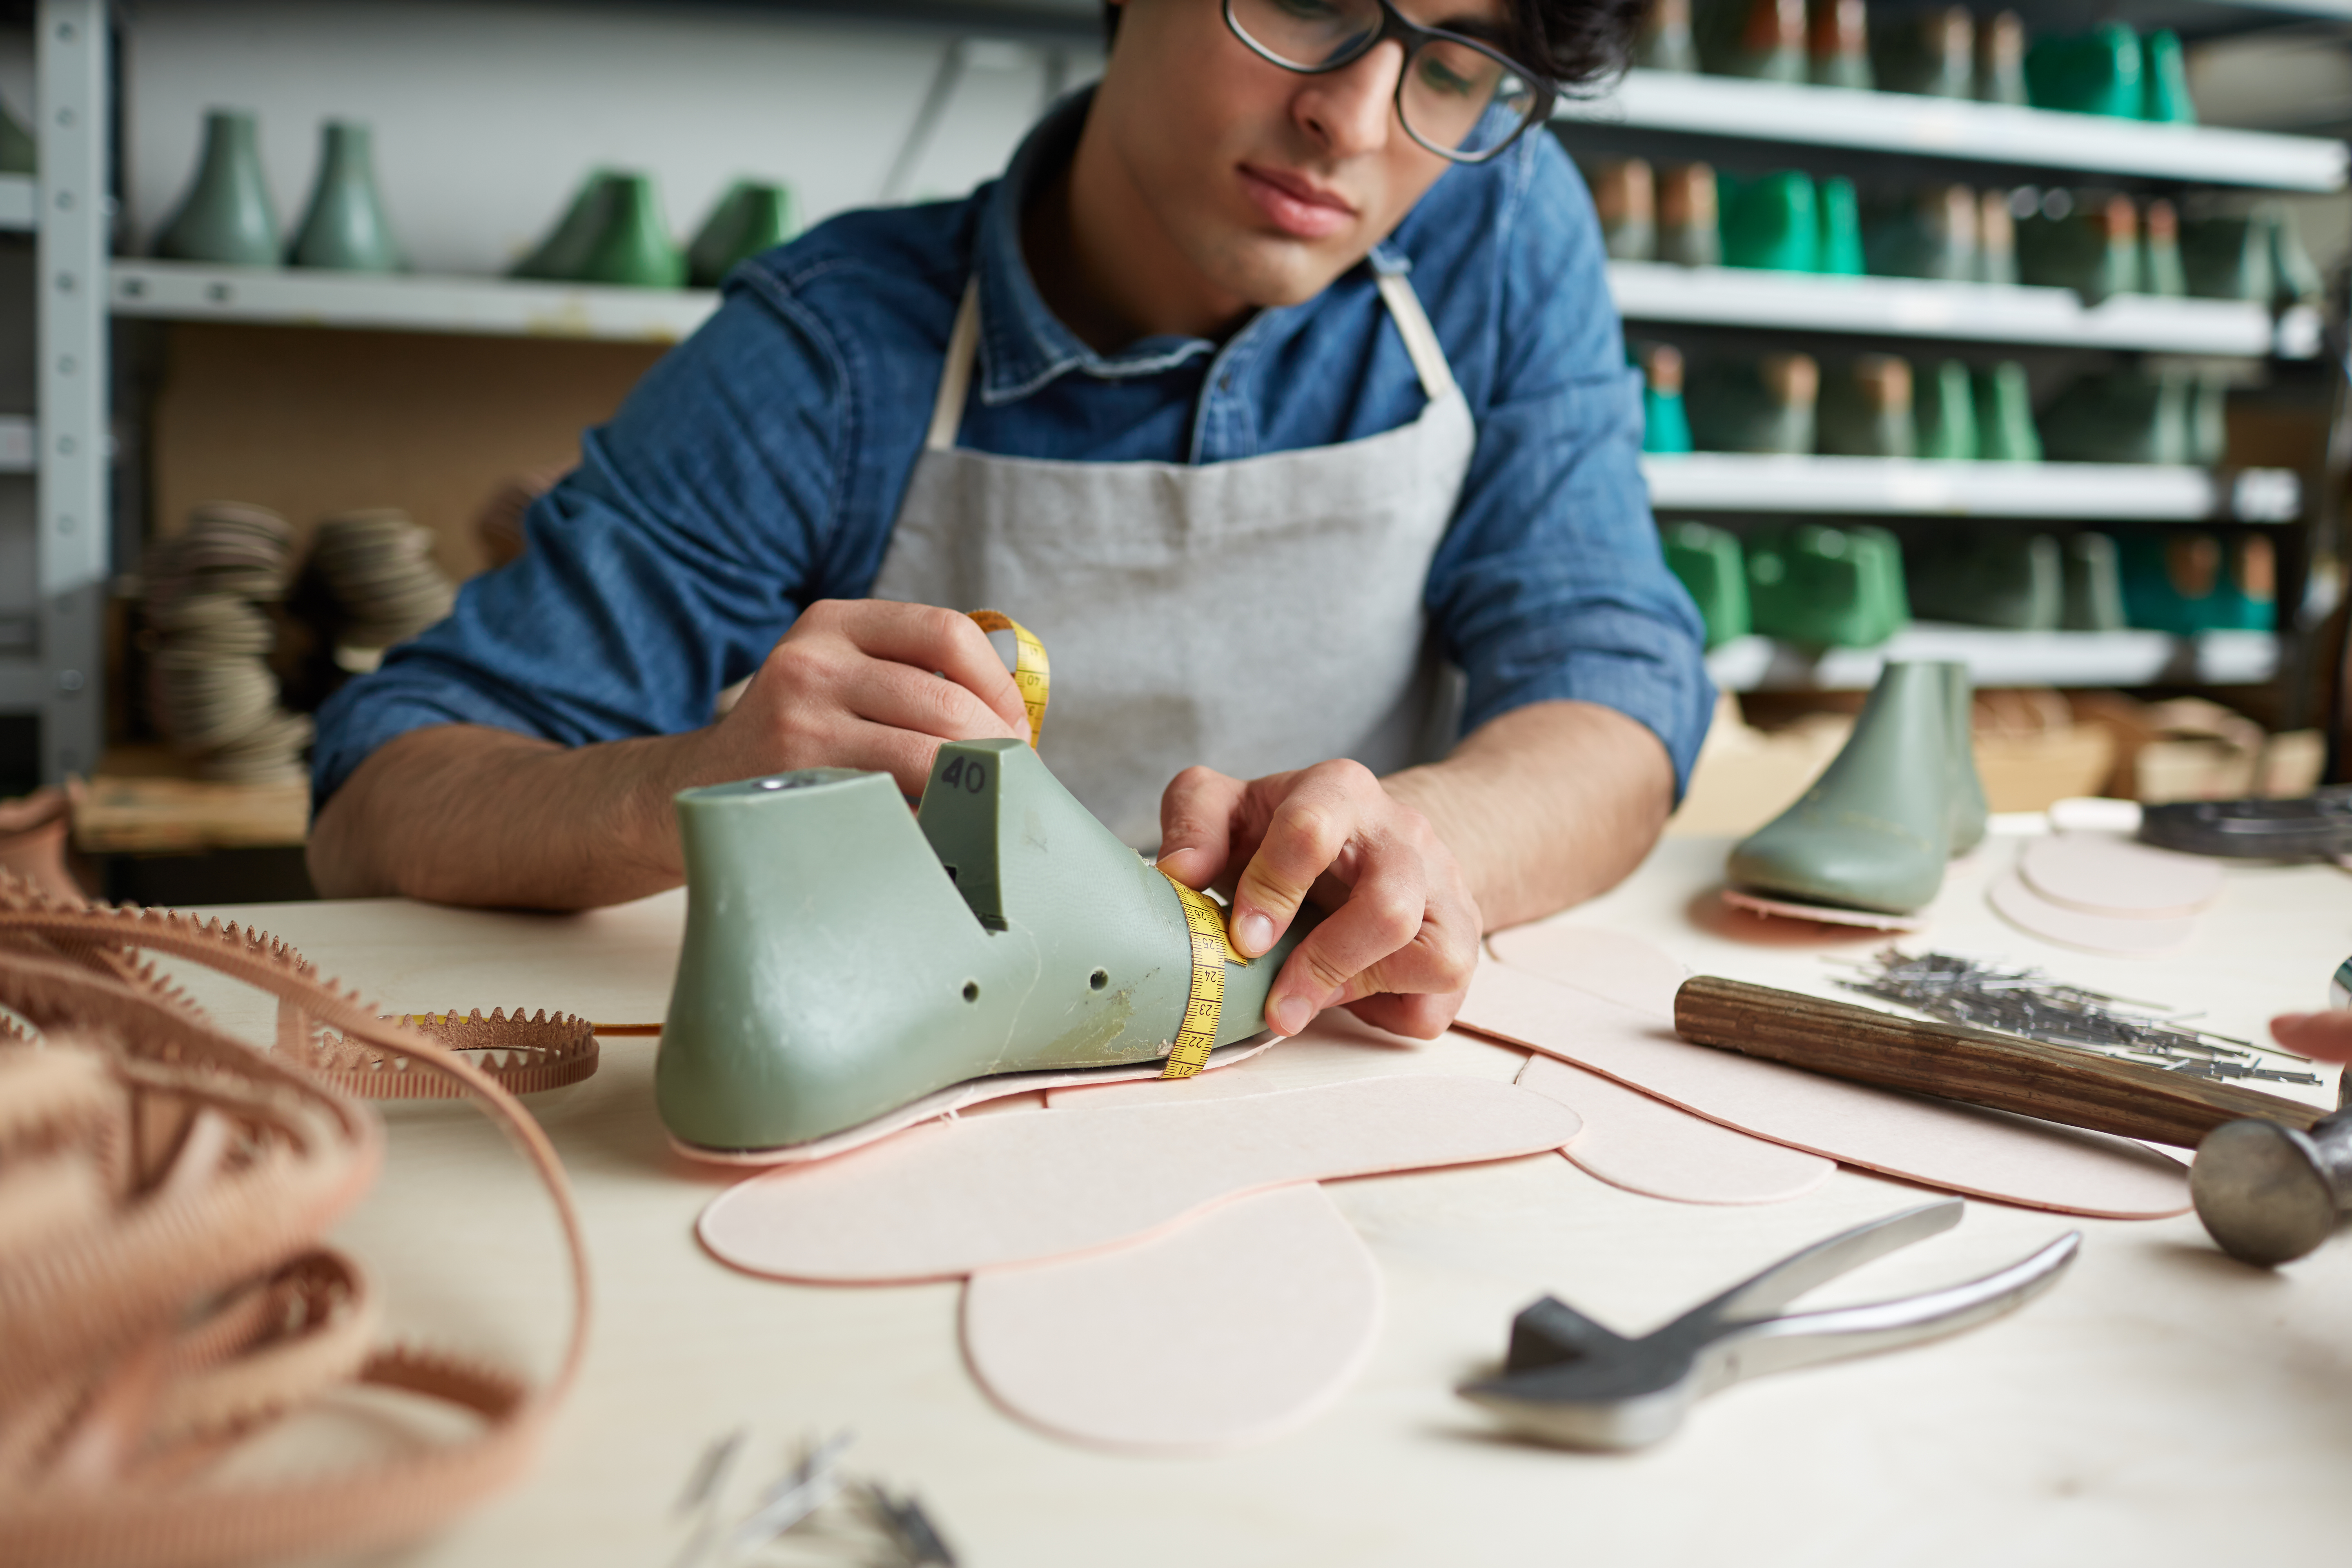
top-left (924, 268), bottom-right (1457, 454)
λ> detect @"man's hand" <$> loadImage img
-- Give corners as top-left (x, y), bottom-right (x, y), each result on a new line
top-left (1154, 760), bottom-right (1482, 1041)
top-left (690, 599), bottom-right (1031, 797)
top-left (2272, 1010), bottom-right (2352, 1064)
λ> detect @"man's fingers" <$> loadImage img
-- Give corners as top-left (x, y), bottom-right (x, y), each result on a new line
top-left (2272, 1010), bottom-right (2352, 1064)
top-left (1229, 762), bottom-right (1374, 959)
top-left (829, 600), bottom-right (1031, 737)
top-left (1155, 766), bottom-right (1245, 893)
top-left (843, 649), bottom-right (1029, 743)
top-left (1344, 988), bottom-right (1466, 1040)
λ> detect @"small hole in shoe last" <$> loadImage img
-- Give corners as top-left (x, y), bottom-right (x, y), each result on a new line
top-left (1089, 969), bottom-right (1109, 991)
top-left (962, 980), bottom-right (980, 1003)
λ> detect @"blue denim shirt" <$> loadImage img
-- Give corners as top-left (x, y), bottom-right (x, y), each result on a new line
top-left (313, 93), bottom-right (1712, 809)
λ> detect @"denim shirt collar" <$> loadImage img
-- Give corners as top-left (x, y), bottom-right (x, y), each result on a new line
top-left (973, 87), bottom-right (1409, 407)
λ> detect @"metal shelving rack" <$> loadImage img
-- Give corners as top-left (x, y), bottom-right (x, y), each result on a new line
top-left (1552, 10), bottom-right (2352, 696)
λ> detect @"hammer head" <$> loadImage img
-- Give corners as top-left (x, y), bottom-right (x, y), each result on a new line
top-left (2190, 1118), bottom-right (2342, 1267)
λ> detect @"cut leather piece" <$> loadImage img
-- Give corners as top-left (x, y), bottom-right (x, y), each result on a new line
top-left (1721, 888), bottom-right (1928, 932)
top-left (962, 1183), bottom-right (1381, 1454)
top-left (1486, 922), bottom-right (1691, 1020)
top-left (670, 1036), bottom-right (1277, 1167)
top-left (2017, 833), bottom-right (2223, 919)
top-left (698, 1075), bottom-right (1582, 1284)
top-left (1989, 869), bottom-right (2198, 957)
top-left (1515, 1054), bottom-right (1836, 1206)
top-left (1456, 957), bottom-right (2190, 1219)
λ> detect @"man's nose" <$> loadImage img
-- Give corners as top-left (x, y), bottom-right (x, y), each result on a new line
top-left (1295, 40), bottom-right (1401, 159)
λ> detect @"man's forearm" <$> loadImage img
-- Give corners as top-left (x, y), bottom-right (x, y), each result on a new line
top-left (1383, 699), bottom-right (1676, 932)
top-left (307, 725), bottom-right (709, 909)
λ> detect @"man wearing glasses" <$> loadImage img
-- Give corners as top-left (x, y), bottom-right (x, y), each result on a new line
top-left (309, 0), bottom-right (1709, 1044)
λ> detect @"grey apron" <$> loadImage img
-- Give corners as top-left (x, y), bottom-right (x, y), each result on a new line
top-left (871, 269), bottom-right (1476, 849)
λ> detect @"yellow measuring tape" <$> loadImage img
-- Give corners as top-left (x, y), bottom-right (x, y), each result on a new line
top-left (967, 610), bottom-right (1050, 747)
top-left (964, 609), bottom-right (1233, 1081)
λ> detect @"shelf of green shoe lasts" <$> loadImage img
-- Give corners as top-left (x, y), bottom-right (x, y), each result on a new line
top-left (1555, 69), bottom-right (2348, 192)
top-left (1703, 622), bottom-right (2278, 691)
top-left (1603, 261), bottom-right (2318, 358)
top-left (109, 260), bottom-right (722, 343)
top-left (1640, 452), bottom-right (2298, 521)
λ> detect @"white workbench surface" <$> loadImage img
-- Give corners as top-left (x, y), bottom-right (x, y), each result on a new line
top-left (168, 827), bottom-right (2352, 1567)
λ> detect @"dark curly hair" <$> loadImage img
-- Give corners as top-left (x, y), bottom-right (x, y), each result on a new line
top-left (1103, 0), bottom-right (1646, 90)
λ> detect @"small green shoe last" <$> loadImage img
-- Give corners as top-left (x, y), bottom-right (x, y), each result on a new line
top-left (1908, 530), bottom-right (2061, 630)
top-left (2180, 214), bottom-right (2273, 303)
top-left (575, 173), bottom-right (684, 288)
top-left (2140, 30), bottom-right (2196, 124)
top-left (1873, 7), bottom-right (1974, 98)
top-left (1639, 343), bottom-right (1695, 455)
top-left (1657, 163), bottom-right (1719, 267)
top-left (514, 170), bottom-right (621, 279)
top-left (1815, 176), bottom-right (1865, 276)
top-left (1915, 359), bottom-right (1978, 460)
top-left (1720, 170), bottom-right (1818, 272)
top-left (1807, 0), bottom-right (1873, 91)
top-left (1973, 362), bottom-right (2042, 462)
top-left (1662, 521), bottom-right (1750, 648)
top-left (2039, 370), bottom-right (2190, 465)
top-left (1728, 661), bottom-right (1957, 915)
top-left (155, 109), bottom-right (281, 267)
top-left (1748, 524), bottom-right (1908, 647)
top-left (656, 740), bottom-right (1309, 1154)
top-left (2025, 23), bottom-right (2143, 118)
top-left (1818, 355), bottom-right (1916, 459)
top-left (1637, 0), bottom-right (1700, 71)
top-left (2061, 532), bottom-right (2128, 632)
top-left (1864, 184), bottom-right (1978, 283)
top-left (2140, 198), bottom-right (2186, 297)
top-left (287, 122), bottom-right (402, 272)
top-left (2016, 193), bottom-right (2139, 302)
top-left (1689, 352), bottom-right (1817, 454)
top-left (688, 179), bottom-right (800, 287)
top-left (1975, 11), bottom-right (2028, 105)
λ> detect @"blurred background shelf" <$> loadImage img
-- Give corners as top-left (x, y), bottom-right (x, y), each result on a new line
top-left (1705, 625), bottom-right (2280, 691)
top-left (109, 260), bottom-right (724, 341)
top-left (1559, 69), bottom-right (2351, 189)
top-left (1641, 454), bottom-right (2300, 519)
top-left (1606, 262), bottom-right (2322, 356)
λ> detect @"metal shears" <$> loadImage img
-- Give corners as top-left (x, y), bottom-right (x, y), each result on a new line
top-left (1459, 1200), bottom-right (2080, 1450)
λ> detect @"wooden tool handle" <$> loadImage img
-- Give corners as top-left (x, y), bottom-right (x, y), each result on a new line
top-left (1673, 976), bottom-right (2320, 1147)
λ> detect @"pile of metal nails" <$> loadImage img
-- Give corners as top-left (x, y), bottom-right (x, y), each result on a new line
top-left (668, 1428), bottom-right (956, 1568)
top-left (1834, 947), bottom-right (2323, 1086)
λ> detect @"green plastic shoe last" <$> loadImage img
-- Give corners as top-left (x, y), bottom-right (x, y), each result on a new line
top-left (1973, 362), bottom-right (2041, 462)
top-left (1818, 355), bottom-right (1916, 459)
top-left (1688, 351), bottom-right (1817, 454)
top-left (154, 109), bottom-right (281, 267)
top-left (1873, 6), bottom-right (1974, 98)
top-left (514, 170), bottom-right (620, 279)
top-left (1706, 0), bottom-right (1807, 82)
top-left (2040, 370), bottom-right (2190, 465)
top-left (1863, 184), bottom-right (1978, 283)
top-left (1976, 189), bottom-right (2018, 286)
top-left (1807, 0), bottom-right (1873, 90)
top-left (2179, 214), bottom-right (2273, 303)
top-left (688, 179), bottom-right (800, 288)
top-left (2016, 193), bottom-right (2139, 302)
top-left (1638, 0), bottom-right (1701, 71)
top-left (657, 740), bottom-right (1311, 1154)
top-left (2261, 201), bottom-right (2325, 310)
top-left (1748, 523), bottom-right (1908, 647)
top-left (1662, 521), bottom-right (1750, 648)
top-left (2061, 532), bottom-right (2128, 632)
top-left (1587, 158), bottom-right (1657, 262)
top-left (1656, 163), bottom-right (1720, 267)
top-left (1727, 661), bottom-right (1956, 915)
top-left (1975, 11), bottom-right (2028, 106)
top-left (1639, 342), bottom-right (1695, 455)
top-left (1909, 530), bottom-right (2062, 630)
top-left (1941, 662), bottom-right (1989, 858)
top-left (575, 173), bottom-right (685, 288)
top-left (1915, 360), bottom-right (1979, 460)
top-left (0, 96), bottom-right (34, 176)
top-left (2216, 535), bottom-right (2277, 632)
top-left (287, 122), bottom-right (402, 272)
top-left (2118, 531), bottom-right (2222, 635)
top-left (1719, 171), bottom-right (1817, 272)
top-left (1816, 176), bottom-right (1864, 276)
top-left (2140, 30), bottom-right (2196, 124)
top-left (2140, 198), bottom-right (2187, 297)
top-left (2025, 23), bottom-right (2143, 118)
top-left (2189, 374), bottom-right (2228, 468)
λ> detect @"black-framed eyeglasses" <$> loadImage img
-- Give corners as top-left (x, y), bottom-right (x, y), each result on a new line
top-left (1224, 0), bottom-right (1556, 164)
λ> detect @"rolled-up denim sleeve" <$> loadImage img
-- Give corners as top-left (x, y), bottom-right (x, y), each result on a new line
top-left (310, 279), bottom-right (851, 808)
top-left (1426, 136), bottom-right (1714, 796)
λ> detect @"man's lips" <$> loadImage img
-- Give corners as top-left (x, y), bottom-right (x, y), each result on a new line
top-left (1238, 163), bottom-right (1358, 240)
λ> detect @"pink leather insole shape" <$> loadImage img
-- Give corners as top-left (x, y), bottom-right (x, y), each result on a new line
top-left (698, 1074), bottom-right (1582, 1283)
top-left (1989, 869), bottom-right (2198, 958)
top-left (1456, 958), bottom-right (2189, 1219)
top-left (1515, 1053), bottom-right (1836, 1205)
top-left (2016, 834), bottom-right (2223, 920)
top-left (962, 1183), bottom-right (1381, 1454)
top-left (1486, 922), bottom-right (1691, 1019)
